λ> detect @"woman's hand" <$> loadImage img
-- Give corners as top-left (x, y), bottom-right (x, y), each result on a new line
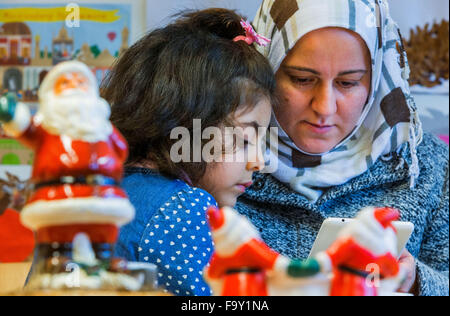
top-left (397, 249), bottom-right (417, 294)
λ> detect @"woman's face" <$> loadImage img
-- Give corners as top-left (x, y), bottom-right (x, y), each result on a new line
top-left (275, 27), bottom-right (372, 154)
top-left (198, 98), bottom-right (272, 208)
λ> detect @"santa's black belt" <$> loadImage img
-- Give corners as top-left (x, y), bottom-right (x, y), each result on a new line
top-left (33, 175), bottom-right (119, 190)
top-left (337, 265), bottom-right (370, 278)
top-left (225, 267), bottom-right (262, 275)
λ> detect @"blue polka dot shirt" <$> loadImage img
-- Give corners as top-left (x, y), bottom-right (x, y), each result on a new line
top-left (116, 167), bottom-right (217, 296)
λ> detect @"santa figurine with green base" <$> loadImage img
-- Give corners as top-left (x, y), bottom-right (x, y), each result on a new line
top-left (315, 207), bottom-right (405, 296)
top-left (0, 61), bottom-right (140, 291)
top-left (205, 206), bottom-right (326, 296)
top-left (205, 206), bottom-right (405, 296)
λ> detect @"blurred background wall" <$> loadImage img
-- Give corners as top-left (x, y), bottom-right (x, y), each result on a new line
top-left (145, 0), bottom-right (261, 31)
top-left (389, 0), bottom-right (449, 37)
top-left (145, 0), bottom-right (449, 38)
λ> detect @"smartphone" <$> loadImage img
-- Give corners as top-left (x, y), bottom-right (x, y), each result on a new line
top-left (308, 218), bottom-right (414, 259)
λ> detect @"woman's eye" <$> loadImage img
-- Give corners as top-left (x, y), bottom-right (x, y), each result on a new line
top-left (338, 80), bottom-right (358, 88)
top-left (290, 76), bottom-right (315, 86)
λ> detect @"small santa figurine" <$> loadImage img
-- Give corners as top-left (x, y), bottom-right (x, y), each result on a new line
top-left (315, 207), bottom-right (404, 296)
top-left (205, 206), bottom-right (405, 296)
top-left (0, 60), bottom-right (135, 251)
top-left (204, 206), bottom-right (323, 296)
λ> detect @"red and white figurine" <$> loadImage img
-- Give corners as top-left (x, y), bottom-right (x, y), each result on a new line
top-left (205, 206), bottom-right (405, 296)
top-left (205, 206), bottom-right (323, 296)
top-left (0, 61), bottom-right (138, 290)
top-left (315, 207), bottom-right (404, 296)
top-left (1, 61), bottom-right (134, 242)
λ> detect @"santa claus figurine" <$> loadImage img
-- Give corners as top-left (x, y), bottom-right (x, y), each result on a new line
top-left (0, 61), bottom-right (136, 289)
top-left (205, 206), bottom-right (323, 296)
top-left (205, 206), bottom-right (405, 296)
top-left (315, 207), bottom-right (404, 296)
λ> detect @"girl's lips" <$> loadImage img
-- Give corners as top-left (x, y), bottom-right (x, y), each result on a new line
top-left (235, 182), bottom-right (253, 193)
top-left (240, 182), bottom-right (254, 188)
top-left (236, 185), bottom-right (246, 193)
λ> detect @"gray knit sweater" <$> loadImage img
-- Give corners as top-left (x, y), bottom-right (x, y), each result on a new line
top-left (236, 132), bottom-right (449, 296)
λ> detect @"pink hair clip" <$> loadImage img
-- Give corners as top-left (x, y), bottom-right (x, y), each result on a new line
top-left (233, 20), bottom-right (271, 47)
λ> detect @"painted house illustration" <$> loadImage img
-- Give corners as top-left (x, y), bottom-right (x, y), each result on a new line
top-left (0, 22), bottom-right (129, 101)
top-left (52, 25), bottom-right (74, 65)
top-left (0, 22), bottom-right (32, 66)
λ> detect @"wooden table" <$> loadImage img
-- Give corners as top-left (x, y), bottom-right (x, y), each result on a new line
top-left (8, 289), bottom-right (171, 296)
top-left (0, 262), bottom-right (32, 294)
top-left (0, 262), bottom-right (169, 296)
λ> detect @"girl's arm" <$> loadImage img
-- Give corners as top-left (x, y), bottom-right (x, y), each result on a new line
top-left (137, 187), bottom-right (217, 296)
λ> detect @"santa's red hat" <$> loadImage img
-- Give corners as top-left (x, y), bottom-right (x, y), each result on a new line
top-left (374, 207), bottom-right (400, 232)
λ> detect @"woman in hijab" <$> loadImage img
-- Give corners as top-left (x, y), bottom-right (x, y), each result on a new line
top-left (236, 0), bottom-right (448, 296)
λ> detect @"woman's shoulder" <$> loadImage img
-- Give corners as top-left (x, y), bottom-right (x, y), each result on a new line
top-left (413, 133), bottom-right (449, 195)
top-left (417, 132), bottom-right (449, 167)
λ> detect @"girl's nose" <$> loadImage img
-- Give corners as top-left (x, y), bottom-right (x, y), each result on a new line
top-left (311, 83), bottom-right (337, 117)
top-left (246, 147), bottom-right (265, 172)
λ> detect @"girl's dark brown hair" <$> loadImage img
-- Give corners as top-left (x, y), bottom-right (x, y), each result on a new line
top-left (102, 8), bottom-right (275, 184)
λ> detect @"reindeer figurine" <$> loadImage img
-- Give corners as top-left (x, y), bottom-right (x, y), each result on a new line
top-left (0, 171), bottom-right (32, 214)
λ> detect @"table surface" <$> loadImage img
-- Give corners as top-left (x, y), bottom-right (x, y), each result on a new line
top-left (0, 262), bottom-right (170, 296)
top-left (8, 289), bottom-right (171, 296)
top-left (0, 262), bottom-right (31, 294)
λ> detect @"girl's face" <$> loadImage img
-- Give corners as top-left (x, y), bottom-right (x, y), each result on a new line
top-left (275, 27), bottom-right (372, 154)
top-left (198, 98), bottom-right (272, 207)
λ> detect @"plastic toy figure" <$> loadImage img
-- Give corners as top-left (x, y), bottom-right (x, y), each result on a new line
top-left (0, 61), bottom-right (140, 290)
top-left (205, 206), bottom-right (405, 296)
top-left (315, 207), bottom-right (404, 296)
top-left (205, 206), bottom-right (324, 296)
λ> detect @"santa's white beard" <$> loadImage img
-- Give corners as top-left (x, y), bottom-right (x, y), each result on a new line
top-left (37, 92), bottom-right (113, 143)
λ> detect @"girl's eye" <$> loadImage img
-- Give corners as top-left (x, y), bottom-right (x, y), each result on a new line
top-left (243, 138), bottom-right (257, 151)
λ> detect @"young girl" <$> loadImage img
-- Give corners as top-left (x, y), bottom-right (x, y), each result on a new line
top-left (102, 9), bottom-right (275, 296)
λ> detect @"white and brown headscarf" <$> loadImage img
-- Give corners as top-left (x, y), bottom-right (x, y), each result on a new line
top-left (254, 0), bottom-right (423, 201)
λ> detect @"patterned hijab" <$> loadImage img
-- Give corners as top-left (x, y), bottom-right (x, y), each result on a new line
top-left (254, 0), bottom-right (423, 202)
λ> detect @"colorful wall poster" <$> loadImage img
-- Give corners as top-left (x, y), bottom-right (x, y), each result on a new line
top-left (0, 2), bottom-right (133, 103)
top-left (0, 1), bottom-right (145, 174)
